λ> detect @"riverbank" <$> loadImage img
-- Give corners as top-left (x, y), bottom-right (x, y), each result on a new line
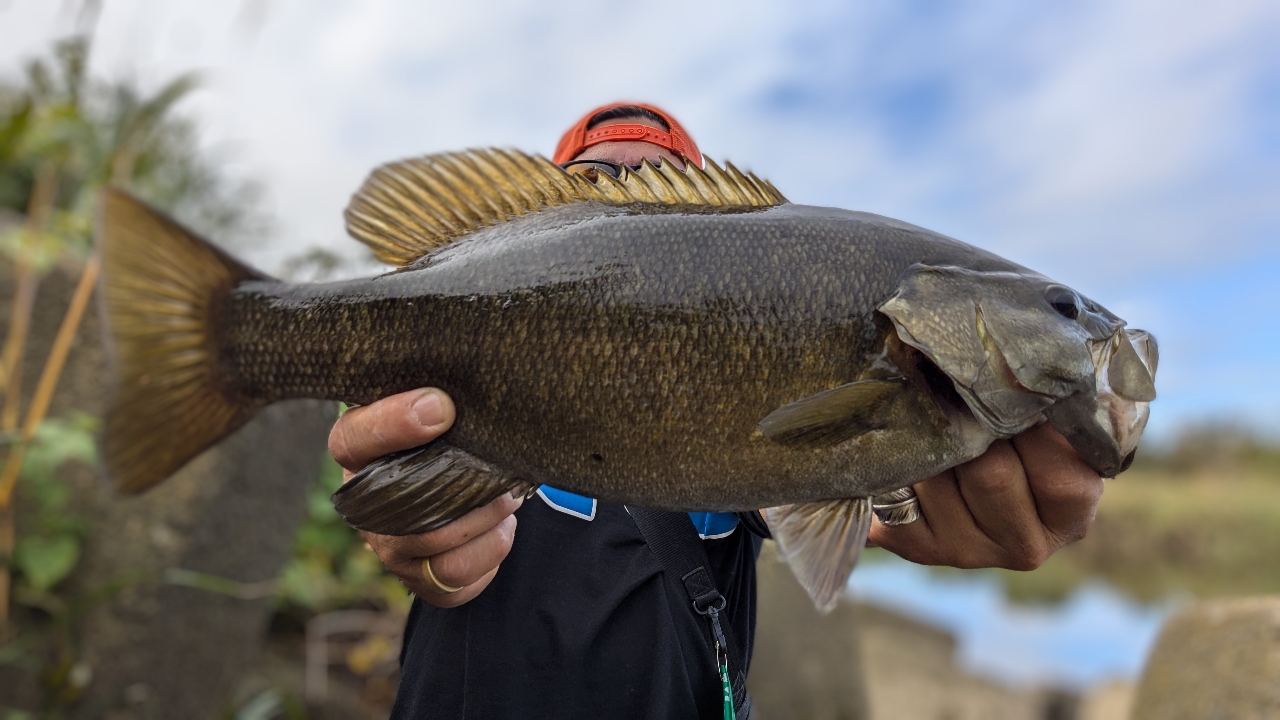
top-left (752, 544), bottom-right (1137, 720)
top-left (999, 462), bottom-right (1280, 603)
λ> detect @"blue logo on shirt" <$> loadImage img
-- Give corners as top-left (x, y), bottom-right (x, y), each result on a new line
top-left (536, 485), bottom-right (597, 520)
top-left (538, 486), bottom-right (738, 539)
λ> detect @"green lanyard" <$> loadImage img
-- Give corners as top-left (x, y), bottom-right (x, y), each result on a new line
top-left (717, 639), bottom-right (736, 720)
top-left (706, 603), bottom-right (737, 720)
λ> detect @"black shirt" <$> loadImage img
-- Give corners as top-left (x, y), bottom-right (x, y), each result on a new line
top-left (392, 486), bottom-right (766, 719)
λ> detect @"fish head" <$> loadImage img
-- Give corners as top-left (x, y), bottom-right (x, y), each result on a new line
top-left (1045, 327), bottom-right (1157, 476)
top-left (879, 264), bottom-right (1156, 476)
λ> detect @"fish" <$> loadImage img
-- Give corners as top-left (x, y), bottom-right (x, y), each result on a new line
top-left (96, 148), bottom-right (1157, 610)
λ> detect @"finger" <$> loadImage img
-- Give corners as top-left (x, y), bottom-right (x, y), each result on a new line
top-left (953, 440), bottom-right (1053, 570)
top-left (870, 470), bottom-right (1002, 568)
top-left (328, 388), bottom-right (455, 471)
top-left (912, 468), bottom-right (1006, 567)
top-left (416, 567), bottom-right (500, 610)
top-left (425, 513), bottom-right (518, 589)
top-left (1013, 423), bottom-right (1104, 545)
top-left (381, 494), bottom-right (523, 563)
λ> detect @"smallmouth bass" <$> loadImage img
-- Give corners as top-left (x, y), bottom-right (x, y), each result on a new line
top-left (97, 149), bottom-right (1156, 608)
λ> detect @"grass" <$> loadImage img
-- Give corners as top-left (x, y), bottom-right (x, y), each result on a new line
top-left (998, 463), bottom-right (1280, 603)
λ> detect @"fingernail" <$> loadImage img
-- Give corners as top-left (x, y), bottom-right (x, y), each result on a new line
top-left (413, 391), bottom-right (445, 428)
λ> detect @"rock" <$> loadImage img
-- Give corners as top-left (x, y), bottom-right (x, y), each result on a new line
top-left (750, 546), bottom-right (1056, 720)
top-left (72, 399), bottom-right (336, 720)
top-left (750, 543), bottom-right (870, 720)
top-left (1132, 596), bottom-right (1280, 719)
top-left (855, 600), bottom-right (1050, 720)
top-left (1078, 680), bottom-right (1135, 720)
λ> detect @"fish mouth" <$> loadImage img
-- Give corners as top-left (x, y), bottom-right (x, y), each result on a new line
top-left (1093, 328), bottom-right (1158, 461)
top-left (1046, 328), bottom-right (1158, 476)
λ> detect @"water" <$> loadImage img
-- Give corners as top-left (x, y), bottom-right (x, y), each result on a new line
top-left (847, 556), bottom-right (1182, 689)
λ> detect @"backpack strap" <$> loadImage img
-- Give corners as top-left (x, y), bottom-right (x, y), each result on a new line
top-left (627, 507), bottom-right (751, 717)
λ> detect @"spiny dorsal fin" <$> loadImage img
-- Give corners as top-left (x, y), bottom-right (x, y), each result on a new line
top-left (345, 148), bottom-right (788, 266)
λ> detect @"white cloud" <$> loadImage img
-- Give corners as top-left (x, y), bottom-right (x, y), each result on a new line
top-left (1, 0), bottom-right (1276, 433)
top-left (959, 0), bottom-right (1278, 274)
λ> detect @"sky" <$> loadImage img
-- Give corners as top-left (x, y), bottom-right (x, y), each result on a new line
top-left (1, 0), bottom-right (1277, 440)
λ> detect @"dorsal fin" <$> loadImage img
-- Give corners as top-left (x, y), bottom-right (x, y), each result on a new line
top-left (344, 148), bottom-right (787, 265)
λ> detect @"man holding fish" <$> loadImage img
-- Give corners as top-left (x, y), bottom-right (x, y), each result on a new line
top-left (98, 100), bottom-right (1154, 718)
top-left (324, 104), bottom-right (1112, 718)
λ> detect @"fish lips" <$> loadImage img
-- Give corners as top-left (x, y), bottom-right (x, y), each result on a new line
top-left (1047, 328), bottom-right (1158, 477)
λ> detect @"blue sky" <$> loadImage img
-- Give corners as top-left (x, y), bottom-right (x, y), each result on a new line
top-left (2, 0), bottom-right (1277, 439)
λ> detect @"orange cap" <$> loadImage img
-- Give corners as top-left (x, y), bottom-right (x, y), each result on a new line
top-left (553, 102), bottom-right (703, 168)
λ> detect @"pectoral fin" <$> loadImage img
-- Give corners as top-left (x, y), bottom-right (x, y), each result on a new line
top-left (759, 379), bottom-right (902, 447)
top-left (764, 497), bottom-right (873, 613)
top-left (332, 444), bottom-right (536, 536)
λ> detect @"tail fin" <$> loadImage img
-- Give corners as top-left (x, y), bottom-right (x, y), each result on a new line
top-left (97, 188), bottom-right (269, 493)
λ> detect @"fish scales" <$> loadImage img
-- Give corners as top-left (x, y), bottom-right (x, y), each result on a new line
top-left (220, 202), bottom-right (1018, 510)
top-left (97, 149), bottom-right (1156, 609)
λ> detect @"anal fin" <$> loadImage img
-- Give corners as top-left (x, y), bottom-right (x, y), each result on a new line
top-left (332, 444), bottom-right (535, 536)
top-left (764, 497), bottom-right (873, 613)
top-left (759, 379), bottom-right (902, 447)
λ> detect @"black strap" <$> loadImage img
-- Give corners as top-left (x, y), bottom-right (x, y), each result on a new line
top-left (627, 507), bottom-right (750, 715)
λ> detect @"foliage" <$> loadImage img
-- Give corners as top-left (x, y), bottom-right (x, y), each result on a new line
top-left (9, 413), bottom-right (97, 597)
top-left (1129, 423), bottom-right (1280, 476)
top-left (280, 248), bottom-right (344, 283)
top-left (856, 428), bottom-right (1280, 606)
top-left (914, 425), bottom-right (1280, 604)
top-left (0, 35), bottom-right (274, 716)
top-left (995, 460), bottom-right (1280, 604)
top-left (0, 31), bottom-right (269, 579)
top-left (0, 36), bottom-right (266, 254)
top-left (275, 456), bottom-right (410, 616)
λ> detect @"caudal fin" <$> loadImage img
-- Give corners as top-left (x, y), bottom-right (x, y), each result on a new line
top-left (97, 188), bottom-right (268, 493)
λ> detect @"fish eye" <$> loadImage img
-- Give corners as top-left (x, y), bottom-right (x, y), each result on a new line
top-left (1044, 285), bottom-right (1081, 320)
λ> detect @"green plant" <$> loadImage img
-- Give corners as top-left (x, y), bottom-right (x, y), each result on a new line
top-left (8, 413), bottom-right (95, 600)
top-left (0, 37), bottom-right (273, 715)
top-left (0, 33), bottom-right (267, 630)
top-left (276, 456), bottom-right (410, 616)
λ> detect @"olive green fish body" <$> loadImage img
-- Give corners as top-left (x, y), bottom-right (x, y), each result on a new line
top-left (221, 203), bottom-right (1011, 509)
top-left (97, 149), bottom-right (1156, 610)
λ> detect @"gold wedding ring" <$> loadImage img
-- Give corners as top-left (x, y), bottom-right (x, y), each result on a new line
top-left (422, 556), bottom-right (463, 595)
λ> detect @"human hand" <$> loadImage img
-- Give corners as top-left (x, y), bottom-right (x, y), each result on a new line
top-left (328, 388), bottom-right (522, 608)
top-left (868, 423), bottom-right (1103, 570)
